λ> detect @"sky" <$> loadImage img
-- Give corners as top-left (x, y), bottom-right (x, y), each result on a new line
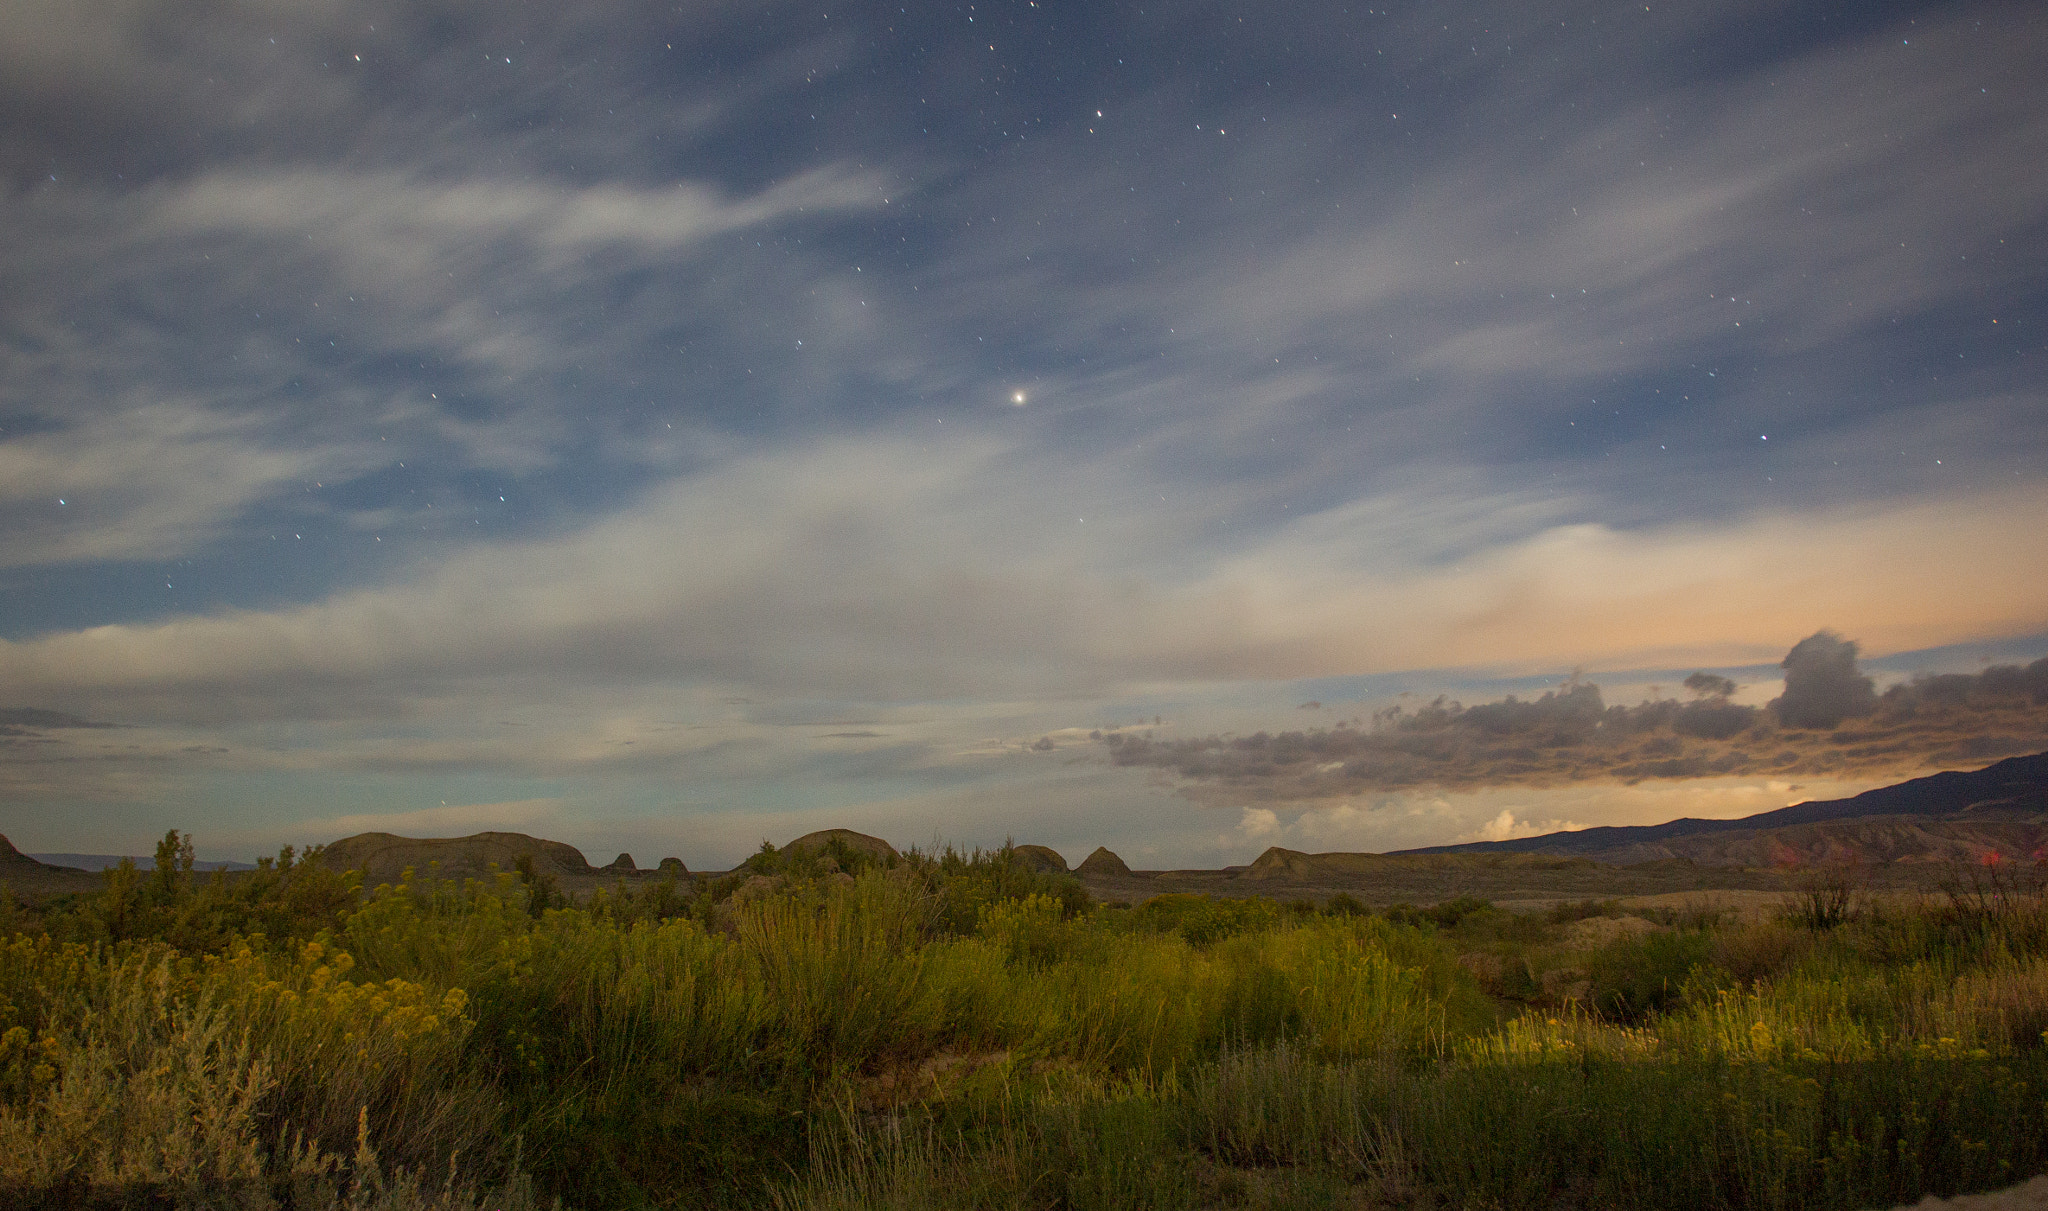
top-left (2, 0), bottom-right (2046, 870)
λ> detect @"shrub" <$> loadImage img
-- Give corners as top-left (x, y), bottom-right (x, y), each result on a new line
top-left (1586, 929), bottom-right (1716, 1021)
top-left (1131, 895), bottom-right (1279, 945)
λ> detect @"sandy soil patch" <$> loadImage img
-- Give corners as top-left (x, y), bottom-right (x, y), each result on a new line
top-left (1883, 1175), bottom-right (2048, 1209)
top-left (1560, 914), bottom-right (1664, 947)
top-left (1616, 888), bottom-right (1794, 922)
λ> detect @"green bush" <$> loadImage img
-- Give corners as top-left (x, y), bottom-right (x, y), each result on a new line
top-left (1131, 894), bottom-right (1280, 945)
top-left (1586, 928), bottom-right (1717, 1020)
top-left (8, 836), bottom-right (2048, 1209)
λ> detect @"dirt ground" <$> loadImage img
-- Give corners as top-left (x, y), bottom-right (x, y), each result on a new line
top-left (1075, 859), bottom-right (1794, 910)
top-left (1885, 1176), bottom-right (2048, 1210)
top-left (1074, 856), bottom-right (1998, 918)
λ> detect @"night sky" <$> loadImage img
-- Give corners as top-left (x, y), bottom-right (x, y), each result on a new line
top-left (3, 0), bottom-right (2046, 868)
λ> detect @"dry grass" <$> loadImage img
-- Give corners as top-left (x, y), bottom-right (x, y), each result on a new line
top-left (0, 939), bottom-right (526, 1211)
top-left (10, 848), bottom-right (2048, 1208)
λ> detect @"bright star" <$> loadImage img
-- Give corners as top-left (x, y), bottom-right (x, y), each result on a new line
top-left (1012, 391), bottom-right (1027, 405)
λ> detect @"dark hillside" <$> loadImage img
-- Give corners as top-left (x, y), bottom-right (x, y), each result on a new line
top-left (1397, 751), bottom-right (2048, 862)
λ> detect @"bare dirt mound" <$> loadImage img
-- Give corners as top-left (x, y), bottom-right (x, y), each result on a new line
top-left (317, 831), bottom-right (597, 885)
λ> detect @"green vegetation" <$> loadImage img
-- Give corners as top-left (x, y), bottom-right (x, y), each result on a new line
top-left (5, 835), bottom-right (2048, 1208)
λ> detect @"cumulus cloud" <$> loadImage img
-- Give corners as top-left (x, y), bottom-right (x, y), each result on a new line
top-left (1684, 672), bottom-right (1739, 700)
top-left (1462, 810), bottom-right (1588, 845)
top-left (2, 0), bottom-right (2045, 860)
top-left (1773, 630), bottom-right (1879, 729)
top-left (1103, 634), bottom-right (2048, 802)
top-left (1223, 798), bottom-right (1587, 858)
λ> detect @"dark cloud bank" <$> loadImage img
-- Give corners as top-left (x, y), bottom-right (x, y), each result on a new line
top-left (0, 708), bottom-right (115, 739)
top-left (1103, 633), bottom-right (2048, 801)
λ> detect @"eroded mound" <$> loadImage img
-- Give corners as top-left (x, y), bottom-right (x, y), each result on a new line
top-left (317, 831), bottom-right (597, 884)
top-left (784, 829), bottom-right (899, 861)
top-left (1009, 844), bottom-right (1068, 873)
top-left (1076, 846), bottom-right (1131, 876)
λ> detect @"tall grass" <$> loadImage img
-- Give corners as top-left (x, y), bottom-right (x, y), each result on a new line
top-left (9, 844), bottom-right (2048, 1207)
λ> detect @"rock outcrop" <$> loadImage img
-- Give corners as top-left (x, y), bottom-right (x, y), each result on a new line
top-left (1, 834), bottom-right (86, 874)
top-left (784, 829), bottom-right (899, 862)
top-left (1010, 844), bottom-right (1068, 873)
top-left (1076, 846), bottom-right (1132, 877)
top-left (0, 834), bottom-right (111, 898)
top-left (317, 831), bottom-right (598, 884)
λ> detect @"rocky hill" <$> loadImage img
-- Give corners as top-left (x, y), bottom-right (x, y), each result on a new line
top-left (0, 834), bottom-right (99, 898)
top-left (783, 829), bottom-right (900, 862)
top-left (1395, 750), bottom-right (2048, 866)
top-left (315, 831), bottom-right (601, 885)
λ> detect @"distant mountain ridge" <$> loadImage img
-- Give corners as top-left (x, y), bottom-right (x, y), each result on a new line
top-left (1392, 751), bottom-right (2048, 865)
top-left (28, 853), bottom-right (258, 872)
top-left (0, 834), bottom-right (101, 896)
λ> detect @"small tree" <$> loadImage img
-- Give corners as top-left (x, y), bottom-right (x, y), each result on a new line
top-left (513, 852), bottom-right (561, 918)
top-left (1789, 862), bottom-right (1862, 930)
top-left (147, 829), bottom-right (196, 907)
top-left (100, 857), bottom-right (144, 940)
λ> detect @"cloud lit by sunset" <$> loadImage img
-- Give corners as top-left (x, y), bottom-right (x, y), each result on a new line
top-left (2, 0), bottom-right (2044, 867)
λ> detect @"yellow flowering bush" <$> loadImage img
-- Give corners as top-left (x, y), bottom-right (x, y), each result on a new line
top-left (976, 893), bottom-right (1074, 966)
top-left (183, 937), bottom-right (497, 1178)
top-left (1466, 1008), bottom-right (1662, 1063)
top-left (0, 1020), bottom-right (61, 1103)
top-left (0, 935), bottom-right (103, 1108)
top-left (205, 939), bottom-right (471, 1062)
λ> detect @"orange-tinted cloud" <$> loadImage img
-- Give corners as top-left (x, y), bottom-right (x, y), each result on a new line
top-left (1104, 640), bottom-right (2048, 801)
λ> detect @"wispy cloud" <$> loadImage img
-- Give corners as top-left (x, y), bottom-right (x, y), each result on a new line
top-left (2, 0), bottom-right (2044, 863)
top-left (4, 439), bottom-right (2045, 722)
top-left (161, 164), bottom-right (891, 262)
top-left (0, 400), bottom-right (339, 567)
top-left (289, 798), bottom-right (569, 842)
